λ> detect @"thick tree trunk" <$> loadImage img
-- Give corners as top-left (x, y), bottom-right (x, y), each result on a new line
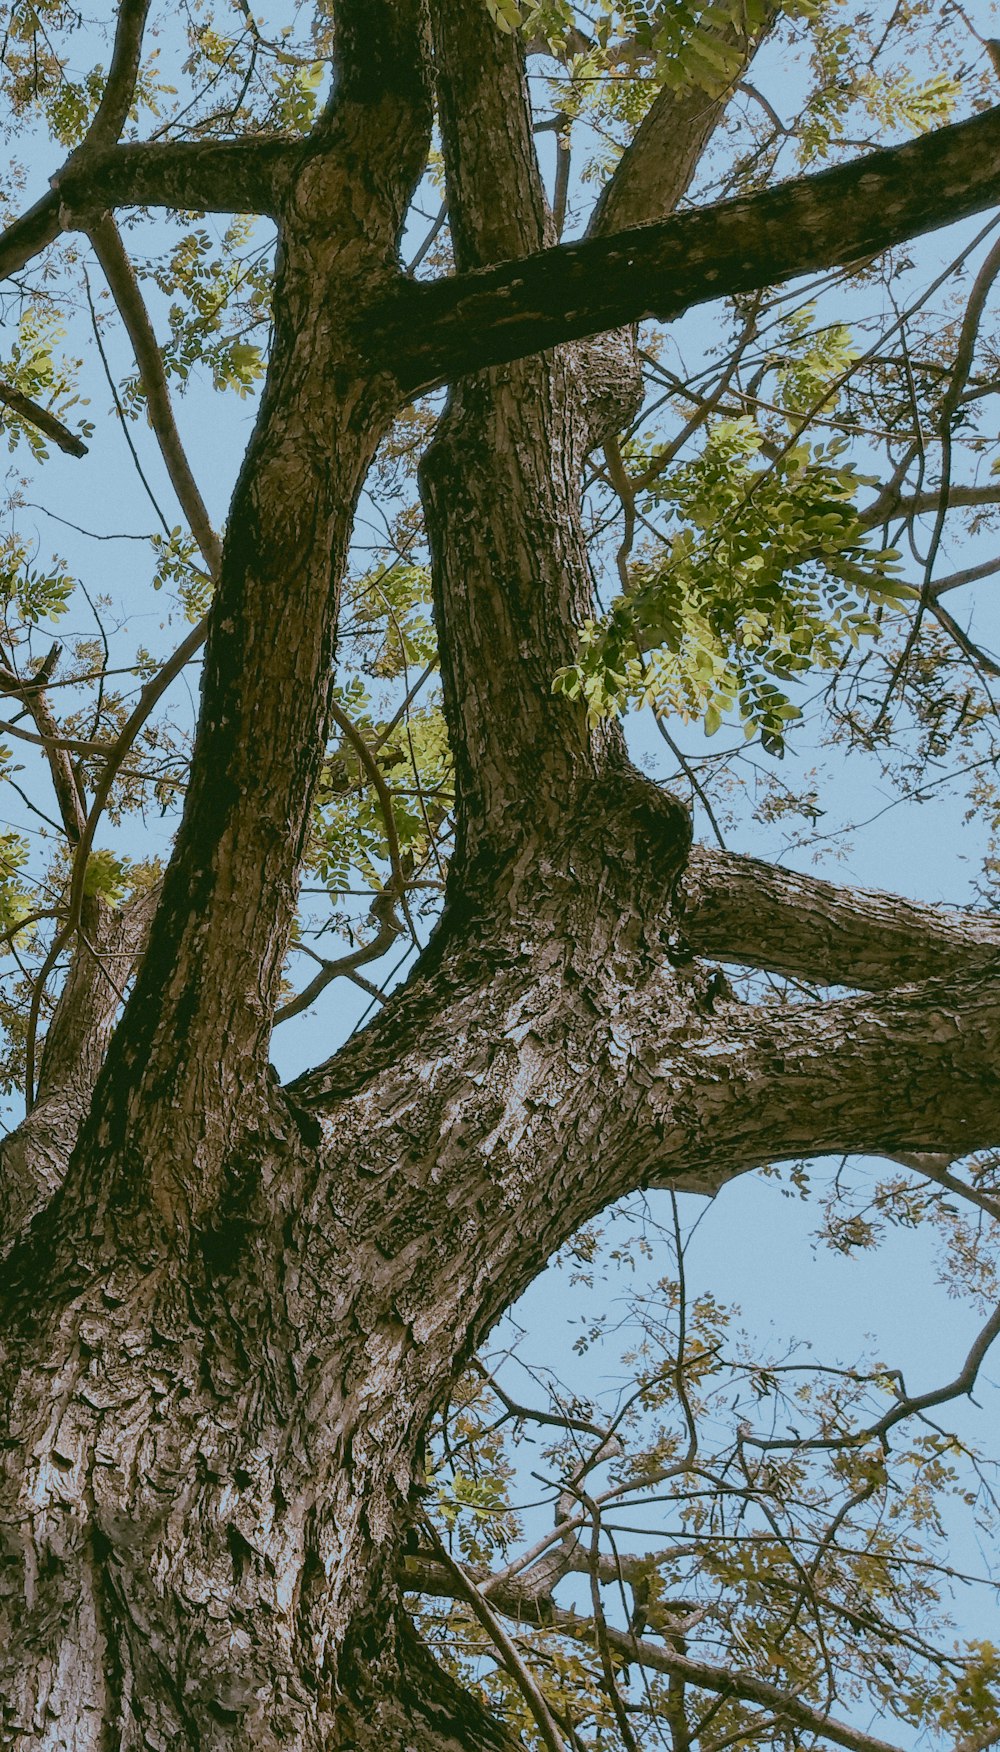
top-left (3, 4), bottom-right (1000, 1747)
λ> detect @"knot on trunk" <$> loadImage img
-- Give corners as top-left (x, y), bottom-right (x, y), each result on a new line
top-left (574, 767), bottom-right (693, 904)
top-left (574, 327), bottom-right (644, 446)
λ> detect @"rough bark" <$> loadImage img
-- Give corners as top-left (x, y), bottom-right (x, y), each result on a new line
top-left (1, 6), bottom-right (1000, 1749)
top-left (0, 886), bottom-right (158, 1252)
top-left (360, 102), bottom-right (1000, 393)
top-left (677, 845), bottom-right (1000, 988)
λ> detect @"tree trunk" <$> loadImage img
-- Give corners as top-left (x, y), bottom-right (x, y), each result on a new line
top-left (3, 2), bottom-right (1000, 1746)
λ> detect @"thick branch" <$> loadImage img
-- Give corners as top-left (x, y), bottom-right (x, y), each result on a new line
top-left (0, 884), bottom-right (159, 1253)
top-left (53, 138), bottom-right (298, 225)
top-left (0, 0), bottom-right (156, 283)
top-left (55, 0), bottom-right (434, 1236)
top-left (677, 845), bottom-right (1000, 988)
top-left (588, 12), bottom-right (777, 237)
top-left (0, 140), bottom-right (297, 287)
top-left (679, 969), bottom-right (1000, 1182)
top-left (359, 104), bottom-right (1000, 394)
top-left (85, 0), bottom-right (152, 151)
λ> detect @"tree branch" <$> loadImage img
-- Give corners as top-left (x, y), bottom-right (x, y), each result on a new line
top-left (407, 1553), bottom-right (909, 1752)
top-left (53, 138), bottom-right (298, 228)
top-left (0, 0), bottom-right (157, 281)
top-left (745, 1293), bottom-right (1000, 1453)
top-left (587, 11), bottom-right (777, 237)
top-left (84, 0), bottom-right (153, 151)
top-left (0, 646), bottom-right (86, 842)
top-left (52, 0), bottom-right (434, 1230)
top-left (0, 383), bottom-right (87, 456)
top-left (860, 480), bottom-right (1000, 530)
top-left (0, 140), bottom-right (297, 285)
top-left (420, 1521), bottom-right (570, 1752)
top-left (89, 214), bottom-right (223, 574)
top-left (677, 968), bottom-right (1000, 1185)
top-left (359, 104), bottom-right (1000, 394)
top-left (677, 844), bottom-right (1000, 988)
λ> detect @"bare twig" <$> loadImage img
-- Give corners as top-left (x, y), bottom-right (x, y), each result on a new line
top-left (88, 215), bottom-right (223, 574)
top-left (273, 892), bottom-right (402, 1024)
top-left (747, 1296), bottom-right (1000, 1454)
top-left (874, 232), bottom-right (1000, 721)
top-left (420, 1519), bottom-right (571, 1752)
top-left (327, 695), bottom-right (419, 946)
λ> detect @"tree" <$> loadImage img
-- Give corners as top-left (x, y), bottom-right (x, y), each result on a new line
top-left (1, 0), bottom-right (1000, 1746)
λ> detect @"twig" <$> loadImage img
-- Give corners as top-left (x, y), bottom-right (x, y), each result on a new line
top-left (407, 202), bottom-right (447, 275)
top-left (327, 695), bottom-right (419, 946)
top-left (873, 232), bottom-right (1000, 719)
top-left (84, 267), bottom-right (172, 537)
top-left (88, 215), bottom-right (223, 575)
top-left (747, 1296), bottom-right (1000, 1454)
top-left (273, 892), bottom-right (401, 1023)
top-left (653, 714), bottom-right (726, 849)
top-left (420, 1519), bottom-right (571, 1752)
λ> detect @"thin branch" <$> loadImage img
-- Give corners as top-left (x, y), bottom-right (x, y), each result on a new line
top-left (273, 893), bottom-right (401, 1024)
top-left (0, 382), bottom-right (87, 456)
top-left (884, 1150), bottom-right (1000, 1225)
top-left (930, 552), bottom-right (1000, 597)
top-left (859, 481), bottom-right (1000, 532)
top-left (0, 715), bottom-right (117, 757)
top-left (327, 695), bottom-right (418, 946)
top-left (470, 1359), bottom-right (607, 1440)
top-left (88, 215), bottom-right (223, 575)
top-left (580, 1491), bottom-right (640, 1752)
top-left (84, 267), bottom-right (172, 537)
top-left (875, 231), bottom-right (1000, 719)
top-left (928, 593), bottom-right (1000, 677)
top-left (412, 1554), bottom-right (910, 1752)
top-left (407, 201), bottom-right (447, 275)
top-left (747, 1296), bottom-right (1000, 1454)
top-left (420, 1519), bottom-right (571, 1752)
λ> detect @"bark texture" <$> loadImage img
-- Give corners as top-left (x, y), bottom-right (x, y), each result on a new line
top-left (0, 5), bottom-right (999, 1748)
